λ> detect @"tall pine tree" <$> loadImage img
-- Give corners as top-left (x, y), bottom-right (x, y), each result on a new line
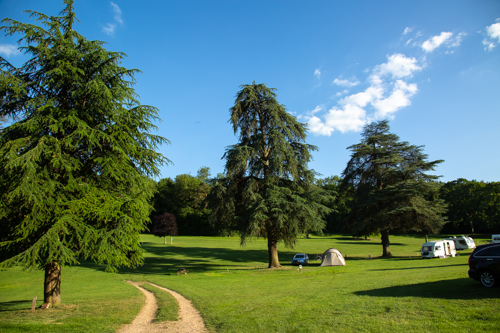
top-left (341, 120), bottom-right (446, 256)
top-left (0, 0), bottom-right (169, 305)
top-left (209, 83), bottom-right (333, 267)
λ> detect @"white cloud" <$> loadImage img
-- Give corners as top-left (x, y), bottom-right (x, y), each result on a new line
top-left (0, 44), bottom-right (18, 57)
top-left (484, 19), bottom-right (500, 51)
top-left (304, 52), bottom-right (424, 135)
top-left (103, 23), bottom-right (116, 36)
top-left (372, 80), bottom-right (418, 118)
top-left (335, 89), bottom-right (349, 97)
top-left (306, 104), bottom-right (367, 136)
top-left (340, 85), bottom-right (384, 108)
top-left (103, 2), bottom-right (123, 36)
top-left (333, 76), bottom-right (360, 87)
top-left (374, 53), bottom-right (422, 78)
top-left (314, 68), bottom-right (321, 79)
top-left (486, 20), bottom-right (500, 40)
top-left (403, 27), bottom-right (413, 35)
top-left (421, 32), bottom-right (453, 52)
top-left (111, 2), bottom-right (123, 24)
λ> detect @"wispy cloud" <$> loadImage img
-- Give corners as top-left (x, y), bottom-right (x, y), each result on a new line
top-left (103, 2), bottom-right (124, 36)
top-left (421, 31), bottom-right (465, 53)
top-left (0, 44), bottom-right (19, 57)
top-left (314, 68), bottom-right (321, 79)
top-left (483, 18), bottom-right (500, 51)
top-left (111, 2), bottom-right (123, 24)
top-left (422, 32), bottom-right (453, 52)
top-left (403, 27), bottom-right (413, 35)
top-left (333, 76), bottom-right (360, 87)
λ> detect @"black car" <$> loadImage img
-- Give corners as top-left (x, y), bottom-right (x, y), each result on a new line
top-left (468, 242), bottom-right (500, 287)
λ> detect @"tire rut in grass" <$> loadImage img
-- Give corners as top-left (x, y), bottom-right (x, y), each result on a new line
top-left (117, 281), bottom-right (207, 333)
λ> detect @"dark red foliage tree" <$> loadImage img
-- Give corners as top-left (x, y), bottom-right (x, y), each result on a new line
top-left (151, 213), bottom-right (178, 244)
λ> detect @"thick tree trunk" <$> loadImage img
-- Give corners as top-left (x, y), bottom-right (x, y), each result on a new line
top-left (381, 229), bottom-right (392, 257)
top-left (267, 230), bottom-right (281, 268)
top-left (44, 261), bottom-right (61, 305)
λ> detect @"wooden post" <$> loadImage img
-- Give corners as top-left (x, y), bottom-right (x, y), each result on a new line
top-left (31, 296), bottom-right (37, 313)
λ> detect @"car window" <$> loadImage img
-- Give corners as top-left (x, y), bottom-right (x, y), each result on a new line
top-left (422, 246), bottom-right (432, 251)
top-left (489, 246), bottom-right (500, 256)
top-left (475, 248), bottom-right (490, 257)
top-left (295, 254), bottom-right (304, 258)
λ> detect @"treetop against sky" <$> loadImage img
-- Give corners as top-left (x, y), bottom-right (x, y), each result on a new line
top-left (1, 0), bottom-right (499, 182)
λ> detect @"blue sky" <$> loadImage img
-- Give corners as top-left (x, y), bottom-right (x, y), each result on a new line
top-left (1, 0), bottom-right (499, 182)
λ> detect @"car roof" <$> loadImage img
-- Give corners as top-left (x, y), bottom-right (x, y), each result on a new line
top-left (473, 242), bottom-right (500, 251)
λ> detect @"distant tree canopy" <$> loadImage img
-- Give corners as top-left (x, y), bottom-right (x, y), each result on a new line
top-left (316, 176), bottom-right (351, 234)
top-left (152, 169), bottom-right (213, 236)
top-left (440, 179), bottom-right (500, 234)
top-left (341, 120), bottom-right (447, 256)
top-left (0, 0), bottom-right (169, 305)
top-left (208, 82), bottom-right (333, 268)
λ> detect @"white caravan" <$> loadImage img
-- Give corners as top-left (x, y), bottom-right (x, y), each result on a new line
top-left (421, 240), bottom-right (456, 259)
top-left (492, 235), bottom-right (500, 243)
top-left (448, 235), bottom-right (476, 250)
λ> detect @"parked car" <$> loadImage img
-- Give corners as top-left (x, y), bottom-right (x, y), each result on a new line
top-left (291, 253), bottom-right (309, 266)
top-left (468, 242), bottom-right (500, 288)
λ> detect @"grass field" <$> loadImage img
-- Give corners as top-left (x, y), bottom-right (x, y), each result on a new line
top-left (1, 234), bottom-right (499, 332)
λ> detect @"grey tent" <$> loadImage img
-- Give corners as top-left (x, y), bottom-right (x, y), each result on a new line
top-left (320, 248), bottom-right (346, 266)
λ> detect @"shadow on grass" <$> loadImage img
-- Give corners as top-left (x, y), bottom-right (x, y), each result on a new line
top-left (355, 278), bottom-right (500, 299)
top-left (78, 245), bottom-right (284, 275)
top-left (0, 300), bottom-right (31, 312)
top-left (368, 263), bottom-right (468, 271)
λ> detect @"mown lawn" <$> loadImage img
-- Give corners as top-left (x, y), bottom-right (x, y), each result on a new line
top-left (1, 234), bottom-right (498, 332)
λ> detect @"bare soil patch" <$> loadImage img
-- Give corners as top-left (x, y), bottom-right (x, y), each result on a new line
top-left (117, 281), bottom-right (207, 333)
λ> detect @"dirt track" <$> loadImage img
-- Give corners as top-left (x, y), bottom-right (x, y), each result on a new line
top-left (116, 281), bottom-right (208, 333)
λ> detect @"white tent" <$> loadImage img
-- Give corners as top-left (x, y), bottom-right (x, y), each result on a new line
top-left (320, 248), bottom-right (346, 267)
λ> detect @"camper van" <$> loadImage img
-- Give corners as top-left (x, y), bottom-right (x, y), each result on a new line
top-left (448, 235), bottom-right (476, 250)
top-left (421, 240), bottom-right (456, 259)
top-left (492, 235), bottom-right (500, 243)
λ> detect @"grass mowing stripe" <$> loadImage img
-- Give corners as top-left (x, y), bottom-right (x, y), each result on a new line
top-left (139, 283), bottom-right (179, 322)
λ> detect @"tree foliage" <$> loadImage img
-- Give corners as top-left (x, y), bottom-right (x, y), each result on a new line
top-left (440, 179), bottom-right (500, 234)
top-left (316, 176), bottom-right (350, 234)
top-left (341, 120), bottom-right (447, 256)
top-left (152, 170), bottom-right (212, 236)
top-left (208, 83), bottom-right (333, 267)
top-left (0, 0), bottom-right (169, 304)
top-left (151, 213), bottom-right (178, 244)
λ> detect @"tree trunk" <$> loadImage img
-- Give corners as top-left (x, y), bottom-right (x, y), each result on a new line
top-left (425, 234), bottom-right (429, 243)
top-left (381, 229), bottom-right (392, 257)
top-left (267, 229), bottom-right (281, 268)
top-left (164, 236), bottom-right (166, 245)
top-left (44, 261), bottom-right (61, 305)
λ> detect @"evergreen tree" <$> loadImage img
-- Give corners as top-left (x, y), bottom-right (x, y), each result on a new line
top-left (209, 83), bottom-right (333, 267)
top-left (0, 0), bottom-right (169, 305)
top-left (341, 120), bottom-right (446, 256)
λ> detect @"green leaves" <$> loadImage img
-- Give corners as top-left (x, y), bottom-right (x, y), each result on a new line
top-left (0, 0), bottom-right (169, 273)
top-left (342, 120), bottom-right (447, 256)
top-left (211, 83), bottom-right (333, 267)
